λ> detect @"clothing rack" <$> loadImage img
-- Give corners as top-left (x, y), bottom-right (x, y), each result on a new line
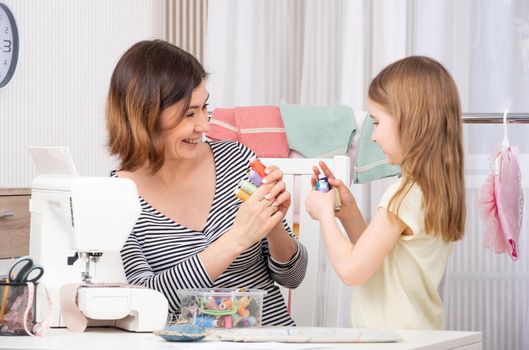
top-left (462, 113), bottom-right (529, 124)
top-left (208, 111), bottom-right (529, 124)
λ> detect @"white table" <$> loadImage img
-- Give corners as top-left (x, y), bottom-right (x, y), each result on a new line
top-left (0, 327), bottom-right (482, 350)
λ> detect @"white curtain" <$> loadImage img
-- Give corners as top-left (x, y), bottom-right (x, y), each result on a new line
top-left (204, 0), bottom-right (305, 106)
top-left (205, 1), bottom-right (529, 349)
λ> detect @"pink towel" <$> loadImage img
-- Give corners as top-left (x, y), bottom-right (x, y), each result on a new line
top-left (206, 108), bottom-right (239, 141)
top-left (234, 106), bottom-right (289, 158)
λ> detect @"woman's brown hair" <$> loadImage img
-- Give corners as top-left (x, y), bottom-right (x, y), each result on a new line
top-left (106, 40), bottom-right (207, 172)
top-left (368, 56), bottom-right (465, 241)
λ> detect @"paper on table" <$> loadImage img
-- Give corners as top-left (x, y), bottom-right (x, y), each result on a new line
top-left (212, 327), bottom-right (401, 343)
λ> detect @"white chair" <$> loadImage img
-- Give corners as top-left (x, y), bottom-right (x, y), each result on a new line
top-left (262, 155), bottom-right (351, 327)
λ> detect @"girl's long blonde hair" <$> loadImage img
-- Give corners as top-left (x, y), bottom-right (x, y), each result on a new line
top-left (368, 56), bottom-right (465, 241)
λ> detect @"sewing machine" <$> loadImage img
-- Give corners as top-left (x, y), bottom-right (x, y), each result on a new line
top-left (28, 147), bottom-right (168, 332)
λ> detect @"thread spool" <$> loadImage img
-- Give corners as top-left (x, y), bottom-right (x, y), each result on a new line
top-left (235, 159), bottom-right (267, 203)
top-left (219, 298), bottom-right (232, 310)
top-left (234, 188), bottom-right (251, 202)
top-left (248, 170), bottom-right (263, 187)
top-left (239, 179), bottom-right (258, 195)
top-left (236, 316), bottom-right (256, 327)
top-left (205, 297), bottom-right (219, 310)
top-left (195, 316), bottom-right (217, 328)
top-left (223, 315), bottom-right (233, 329)
top-left (334, 189), bottom-right (342, 211)
top-left (237, 296), bottom-right (250, 317)
top-left (249, 158), bottom-right (267, 178)
top-left (316, 173), bottom-right (341, 211)
top-left (316, 174), bottom-right (331, 193)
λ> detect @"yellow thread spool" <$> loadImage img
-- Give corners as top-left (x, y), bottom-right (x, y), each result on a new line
top-left (234, 188), bottom-right (250, 202)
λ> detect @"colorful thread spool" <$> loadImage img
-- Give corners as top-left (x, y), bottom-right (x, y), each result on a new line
top-left (237, 296), bottom-right (250, 317)
top-left (223, 315), bottom-right (233, 329)
top-left (248, 170), bottom-right (263, 187)
top-left (205, 297), bottom-right (219, 310)
top-left (316, 174), bottom-right (331, 193)
top-left (236, 316), bottom-right (256, 327)
top-left (249, 158), bottom-right (267, 178)
top-left (239, 179), bottom-right (258, 195)
top-left (195, 316), bottom-right (218, 328)
top-left (234, 188), bottom-right (250, 202)
top-left (219, 298), bottom-right (233, 311)
top-left (235, 159), bottom-right (268, 202)
top-left (316, 174), bottom-right (341, 211)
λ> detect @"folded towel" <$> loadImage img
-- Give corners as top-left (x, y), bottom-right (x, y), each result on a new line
top-left (353, 115), bottom-right (400, 183)
top-left (233, 106), bottom-right (289, 158)
top-left (206, 108), bottom-right (239, 141)
top-left (279, 102), bottom-right (356, 158)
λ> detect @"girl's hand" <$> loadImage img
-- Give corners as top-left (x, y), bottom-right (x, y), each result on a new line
top-left (231, 183), bottom-right (283, 249)
top-left (311, 160), bottom-right (356, 221)
top-left (305, 189), bottom-right (335, 221)
top-left (262, 165), bottom-right (291, 218)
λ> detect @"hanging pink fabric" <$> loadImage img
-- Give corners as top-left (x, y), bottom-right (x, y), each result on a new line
top-left (478, 111), bottom-right (524, 260)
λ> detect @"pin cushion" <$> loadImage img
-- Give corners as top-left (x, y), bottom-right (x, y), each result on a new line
top-left (154, 324), bottom-right (207, 342)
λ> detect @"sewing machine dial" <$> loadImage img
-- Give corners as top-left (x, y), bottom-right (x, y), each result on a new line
top-left (0, 2), bottom-right (19, 88)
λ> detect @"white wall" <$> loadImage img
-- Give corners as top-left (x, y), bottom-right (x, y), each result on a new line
top-left (0, 0), bottom-right (165, 187)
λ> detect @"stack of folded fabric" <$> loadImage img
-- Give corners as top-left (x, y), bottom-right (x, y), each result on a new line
top-left (279, 101), bottom-right (356, 158)
top-left (206, 108), bottom-right (239, 141)
top-left (206, 106), bottom-right (289, 158)
top-left (207, 103), bottom-right (399, 184)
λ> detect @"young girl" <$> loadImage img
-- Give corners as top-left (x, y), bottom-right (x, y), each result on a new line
top-left (305, 56), bottom-right (465, 330)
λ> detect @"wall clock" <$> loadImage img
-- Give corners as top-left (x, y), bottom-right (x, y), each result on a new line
top-left (0, 2), bottom-right (19, 88)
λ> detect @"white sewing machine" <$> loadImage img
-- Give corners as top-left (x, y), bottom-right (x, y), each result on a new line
top-left (28, 147), bottom-right (168, 332)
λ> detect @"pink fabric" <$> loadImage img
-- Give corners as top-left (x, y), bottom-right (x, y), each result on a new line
top-left (206, 106), bottom-right (290, 158)
top-left (478, 146), bottom-right (524, 260)
top-left (59, 283), bottom-right (88, 332)
top-left (234, 106), bottom-right (289, 158)
top-left (206, 108), bottom-right (239, 141)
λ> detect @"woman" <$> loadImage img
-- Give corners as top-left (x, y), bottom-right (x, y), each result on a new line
top-left (106, 40), bottom-right (307, 326)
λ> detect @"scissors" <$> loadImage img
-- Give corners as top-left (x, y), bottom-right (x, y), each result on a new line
top-left (7, 256), bottom-right (44, 284)
top-left (0, 256), bottom-right (44, 321)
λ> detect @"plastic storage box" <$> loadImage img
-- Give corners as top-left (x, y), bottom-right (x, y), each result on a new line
top-left (177, 288), bottom-right (267, 328)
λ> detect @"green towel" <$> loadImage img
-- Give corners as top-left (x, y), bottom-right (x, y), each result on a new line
top-left (279, 102), bottom-right (356, 158)
top-left (353, 115), bottom-right (400, 183)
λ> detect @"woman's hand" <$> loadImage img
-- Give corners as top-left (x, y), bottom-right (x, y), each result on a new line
top-left (310, 161), bottom-right (356, 221)
top-left (230, 183), bottom-right (284, 250)
top-left (262, 165), bottom-right (291, 218)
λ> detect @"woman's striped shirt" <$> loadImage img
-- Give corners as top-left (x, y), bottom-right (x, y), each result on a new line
top-left (118, 140), bottom-right (308, 326)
